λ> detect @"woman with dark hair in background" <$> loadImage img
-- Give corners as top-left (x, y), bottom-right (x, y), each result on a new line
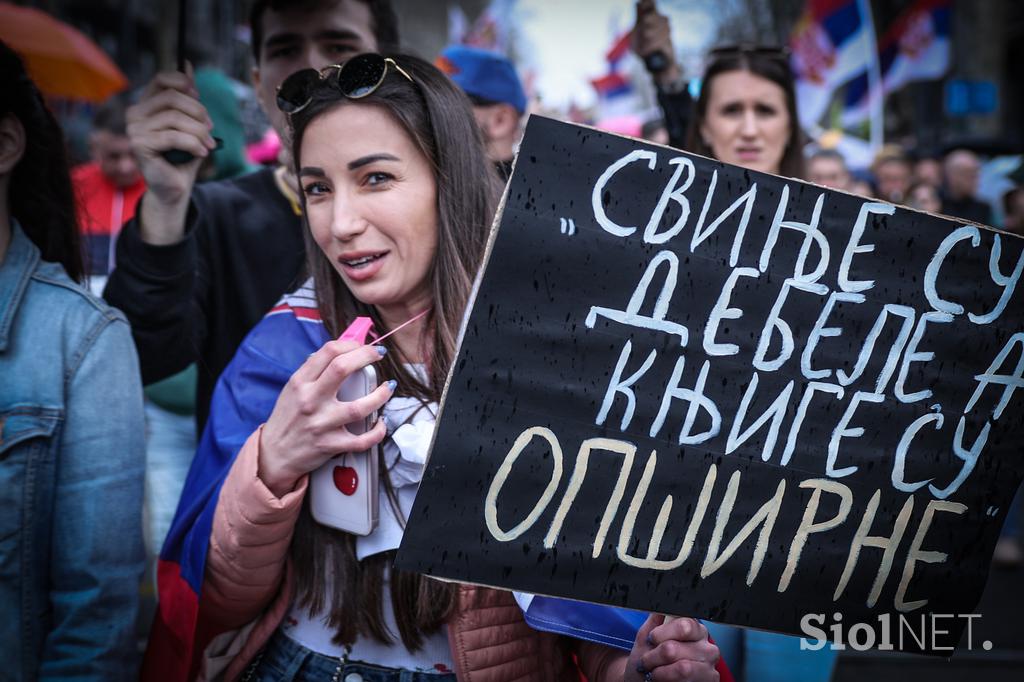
top-left (0, 41), bottom-right (146, 679)
top-left (633, 0), bottom-right (804, 180)
top-left (686, 43), bottom-right (837, 682)
top-left (685, 45), bottom-right (805, 179)
top-left (631, 4), bottom-right (838, 673)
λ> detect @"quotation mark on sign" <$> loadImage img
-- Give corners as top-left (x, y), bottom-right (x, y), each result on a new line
top-left (559, 217), bottom-right (576, 236)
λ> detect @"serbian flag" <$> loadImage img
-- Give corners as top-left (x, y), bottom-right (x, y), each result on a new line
top-left (790, 0), bottom-right (874, 129)
top-left (518, 595), bottom-right (733, 680)
top-left (141, 286), bottom-right (328, 681)
top-left (589, 28), bottom-right (640, 122)
top-left (516, 593), bottom-right (646, 648)
top-left (841, 0), bottom-right (951, 126)
top-left (590, 71), bottom-right (632, 100)
top-left (590, 29), bottom-right (634, 100)
top-left (142, 283), bottom-right (733, 680)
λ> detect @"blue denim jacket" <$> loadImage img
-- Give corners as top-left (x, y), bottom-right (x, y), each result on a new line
top-left (0, 222), bottom-right (146, 680)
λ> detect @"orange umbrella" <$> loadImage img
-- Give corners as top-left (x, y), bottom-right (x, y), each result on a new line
top-left (0, 2), bottom-right (128, 102)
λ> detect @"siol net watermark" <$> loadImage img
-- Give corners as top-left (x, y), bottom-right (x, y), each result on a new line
top-left (799, 612), bottom-right (992, 652)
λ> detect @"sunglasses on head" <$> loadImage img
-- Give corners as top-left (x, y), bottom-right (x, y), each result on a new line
top-left (708, 44), bottom-right (791, 61)
top-left (276, 53), bottom-right (414, 115)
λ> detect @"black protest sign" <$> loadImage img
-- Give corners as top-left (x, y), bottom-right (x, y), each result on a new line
top-left (396, 116), bottom-right (1024, 653)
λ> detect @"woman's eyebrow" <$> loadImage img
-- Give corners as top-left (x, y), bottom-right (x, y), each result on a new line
top-left (298, 166), bottom-right (326, 178)
top-left (348, 153), bottom-right (400, 170)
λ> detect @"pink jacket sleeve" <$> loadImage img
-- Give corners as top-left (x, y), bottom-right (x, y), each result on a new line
top-left (201, 425), bottom-right (308, 630)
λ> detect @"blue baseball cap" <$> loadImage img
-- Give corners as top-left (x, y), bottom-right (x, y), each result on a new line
top-left (436, 45), bottom-right (527, 114)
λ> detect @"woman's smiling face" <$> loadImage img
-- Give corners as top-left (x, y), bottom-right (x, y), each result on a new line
top-left (299, 103), bottom-right (438, 321)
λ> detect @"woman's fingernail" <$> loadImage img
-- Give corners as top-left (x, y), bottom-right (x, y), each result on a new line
top-left (386, 379), bottom-right (397, 391)
top-left (636, 663), bottom-right (647, 674)
top-left (375, 345), bottom-right (388, 356)
top-left (646, 633), bottom-right (654, 646)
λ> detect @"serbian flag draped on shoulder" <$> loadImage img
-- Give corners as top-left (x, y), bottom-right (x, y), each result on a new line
top-left (141, 286), bottom-right (327, 681)
top-left (142, 284), bottom-right (723, 680)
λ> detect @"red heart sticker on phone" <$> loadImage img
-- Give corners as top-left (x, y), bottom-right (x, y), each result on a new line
top-left (333, 465), bottom-right (359, 496)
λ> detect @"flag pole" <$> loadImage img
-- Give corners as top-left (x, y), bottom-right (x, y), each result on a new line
top-left (857, 0), bottom-right (884, 153)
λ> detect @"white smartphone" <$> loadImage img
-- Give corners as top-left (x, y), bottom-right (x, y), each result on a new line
top-left (310, 365), bottom-right (380, 535)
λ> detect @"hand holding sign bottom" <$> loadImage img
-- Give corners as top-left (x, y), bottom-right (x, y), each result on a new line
top-left (627, 614), bottom-right (720, 682)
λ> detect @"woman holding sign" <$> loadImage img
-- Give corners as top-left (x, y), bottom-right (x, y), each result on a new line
top-left (144, 53), bottom-right (725, 682)
top-left (685, 45), bottom-right (837, 682)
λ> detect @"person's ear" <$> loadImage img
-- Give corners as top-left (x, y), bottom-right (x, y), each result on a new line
top-left (0, 114), bottom-right (26, 175)
top-left (472, 105), bottom-right (496, 138)
top-left (491, 104), bottom-right (520, 139)
top-left (698, 122), bottom-right (711, 149)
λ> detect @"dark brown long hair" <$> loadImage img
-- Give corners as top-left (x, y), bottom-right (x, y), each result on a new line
top-left (288, 53), bottom-right (501, 650)
top-left (1, 41), bottom-right (83, 281)
top-left (685, 47), bottom-right (806, 180)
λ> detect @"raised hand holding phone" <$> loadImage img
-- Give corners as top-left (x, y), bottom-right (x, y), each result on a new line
top-left (126, 65), bottom-right (218, 246)
top-left (257, 339), bottom-right (394, 499)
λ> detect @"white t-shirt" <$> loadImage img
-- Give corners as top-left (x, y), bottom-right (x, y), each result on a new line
top-left (283, 380), bottom-right (455, 672)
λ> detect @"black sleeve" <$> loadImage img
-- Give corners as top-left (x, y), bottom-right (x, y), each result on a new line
top-left (657, 87), bottom-right (693, 151)
top-left (103, 195), bottom-right (210, 386)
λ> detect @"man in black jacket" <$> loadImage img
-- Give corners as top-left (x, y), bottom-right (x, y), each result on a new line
top-left (105, 0), bottom-right (399, 430)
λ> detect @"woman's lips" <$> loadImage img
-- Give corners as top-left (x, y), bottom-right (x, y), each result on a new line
top-left (338, 251), bottom-right (388, 281)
